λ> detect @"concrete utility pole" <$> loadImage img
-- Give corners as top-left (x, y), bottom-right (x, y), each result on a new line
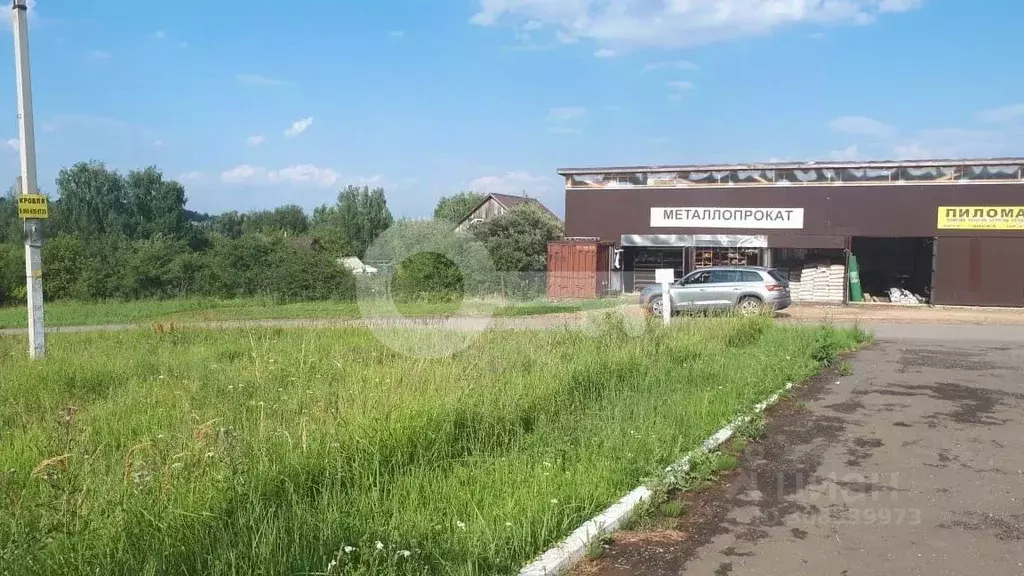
top-left (12, 0), bottom-right (44, 359)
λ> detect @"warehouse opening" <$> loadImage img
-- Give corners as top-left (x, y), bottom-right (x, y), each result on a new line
top-left (851, 237), bottom-right (934, 304)
top-left (622, 247), bottom-right (686, 292)
top-left (772, 248), bottom-right (847, 303)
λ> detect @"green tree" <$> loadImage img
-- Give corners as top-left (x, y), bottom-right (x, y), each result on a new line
top-left (203, 234), bottom-right (354, 302)
top-left (42, 235), bottom-right (87, 300)
top-left (122, 234), bottom-right (194, 298)
top-left (53, 161), bottom-right (129, 238)
top-left (122, 167), bottom-right (189, 240)
top-left (0, 184), bottom-right (23, 244)
top-left (366, 218), bottom-right (495, 298)
top-left (210, 211), bottom-right (245, 239)
top-left (471, 203), bottom-right (563, 297)
top-left (392, 252), bottom-right (464, 302)
top-left (433, 191), bottom-right (484, 224)
top-left (333, 185), bottom-right (393, 257)
top-left (309, 204), bottom-right (355, 257)
top-left (239, 205), bottom-right (309, 236)
top-left (0, 242), bottom-right (24, 305)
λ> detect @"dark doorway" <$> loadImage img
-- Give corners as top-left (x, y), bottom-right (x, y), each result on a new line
top-left (623, 247), bottom-right (687, 292)
top-left (851, 237), bottom-right (934, 301)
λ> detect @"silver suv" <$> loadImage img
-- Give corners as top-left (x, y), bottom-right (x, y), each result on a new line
top-left (639, 266), bottom-right (792, 316)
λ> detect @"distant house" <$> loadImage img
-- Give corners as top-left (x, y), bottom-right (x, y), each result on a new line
top-left (455, 193), bottom-right (560, 232)
top-left (338, 256), bottom-right (379, 275)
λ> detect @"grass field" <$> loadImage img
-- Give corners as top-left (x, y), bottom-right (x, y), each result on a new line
top-left (0, 315), bottom-right (866, 575)
top-left (0, 296), bottom-right (624, 328)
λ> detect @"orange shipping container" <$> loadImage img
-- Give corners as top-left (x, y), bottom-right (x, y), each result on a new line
top-left (546, 240), bottom-right (613, 299)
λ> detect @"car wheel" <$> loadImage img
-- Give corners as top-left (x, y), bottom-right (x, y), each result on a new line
top-left (649, 296), bottom-right (665, 317)
top-left (737, 297), bottom-right (762, 316)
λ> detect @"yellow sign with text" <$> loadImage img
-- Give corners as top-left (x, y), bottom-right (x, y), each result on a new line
top-left (937, 206), bottom-right (1024, 230)
top-left (17, 194), bottom-right (48, 220)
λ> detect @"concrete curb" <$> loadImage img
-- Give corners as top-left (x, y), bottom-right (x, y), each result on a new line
top-left (518, 382), bottom-right (795, 576)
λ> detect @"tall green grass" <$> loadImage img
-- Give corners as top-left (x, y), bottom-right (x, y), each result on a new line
top-left (0, 316), bottom-right (863, 575)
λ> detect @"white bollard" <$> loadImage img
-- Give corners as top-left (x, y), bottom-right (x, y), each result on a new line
top-left (660, 281), bottom-right (671, 325)
top-left (655, 268), bottom-right (674, 327)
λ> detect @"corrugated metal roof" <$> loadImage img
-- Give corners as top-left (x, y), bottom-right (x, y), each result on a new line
top-left (557, 157), bottom-right (1024, 176)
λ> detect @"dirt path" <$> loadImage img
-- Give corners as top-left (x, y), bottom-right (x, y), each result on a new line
top-left (574, 326), bottom-right (1024, 575)
top-left (780, 303), bottom-right (1024, 325)
top-left (4, 302), bottom-right (1024, 337)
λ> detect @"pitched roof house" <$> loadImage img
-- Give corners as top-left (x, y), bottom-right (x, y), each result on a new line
top-left (455, 193), bottom-right (560, 231)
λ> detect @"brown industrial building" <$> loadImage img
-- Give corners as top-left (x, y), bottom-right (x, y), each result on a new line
top-left (553, 158), bottom-right (1024, 307)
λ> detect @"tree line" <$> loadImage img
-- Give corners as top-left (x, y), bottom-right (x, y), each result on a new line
top-left (0, 162), bottom-right (563, 305)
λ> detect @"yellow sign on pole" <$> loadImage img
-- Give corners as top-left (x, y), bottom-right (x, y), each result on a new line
top-left (937, 206), bottom-right (1024, 230)
top-left (17, 193), bottom-right (48, 219)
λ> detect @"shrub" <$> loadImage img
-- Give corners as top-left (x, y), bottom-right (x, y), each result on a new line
top-left (391, 252), bottom-right (464, 303)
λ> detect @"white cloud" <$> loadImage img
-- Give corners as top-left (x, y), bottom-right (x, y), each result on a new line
top-left (976, 103), bottom-right (1024, 124)
top-left (236, 73), bottom-right (291, 86)
top-left (593, 48), bottom-right (617, 58)
top-left (828, 116), bottom-right (897, 138)
top-left (246, 134), bottom-right (266, 146)
top-left (889, 128), bottom-right (1018, 160)
top-left (827, 111), bottom-right (1023, 162)
top-left (221, 164), bottom-right (262, 184)
top-left (468, 171), bottom-right (549, 195)
top-left (178, 171), bottom-right (204, 181)
top-left (284, 117), bottom-right (313, 137)
top-left (830, 145), bottom-right (861, 161)
top-left (642, 60), bottom-right (700, 72)
top-left (271, 164), bottom-right (342, 186)
top-left (220, 163), bottom-right (344, 187)
top-left (470, 0), bottom-right (922, 49)
top-left (5, 138), bottom-right (19, 151)
top-left (388, 30), bottom-right (405, 37)
top-left (547, 106), bottom-right (586, 121)
top-left (549, 126), bottom-right (582, 135)
top-left (879, 0), bottom-right (924, 11)
top-left (87, 49), bottom-right (112, 60)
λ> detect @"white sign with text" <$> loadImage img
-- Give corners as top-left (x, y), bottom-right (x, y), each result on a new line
top-left (651, 207), bottom-right (805, 229)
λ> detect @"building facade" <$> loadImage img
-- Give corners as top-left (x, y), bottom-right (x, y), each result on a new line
top-left (455, 193), bottom-right (560, 232)
top-left (559, 158), bottom-right (1024, 307)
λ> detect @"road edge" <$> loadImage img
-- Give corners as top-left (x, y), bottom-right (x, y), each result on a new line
top-left (517, 382), bottom-right (796, 576)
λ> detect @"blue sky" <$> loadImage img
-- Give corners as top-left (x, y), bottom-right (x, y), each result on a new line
top-left (0, 0), bottom-right (1022, 218)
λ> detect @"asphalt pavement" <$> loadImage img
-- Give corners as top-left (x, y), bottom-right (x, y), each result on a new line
top-left (577, 324), bottom-right (1024, 575)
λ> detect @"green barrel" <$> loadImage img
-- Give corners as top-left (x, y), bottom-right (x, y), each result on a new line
top-left (848, 252), bottom-right (863, 302)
